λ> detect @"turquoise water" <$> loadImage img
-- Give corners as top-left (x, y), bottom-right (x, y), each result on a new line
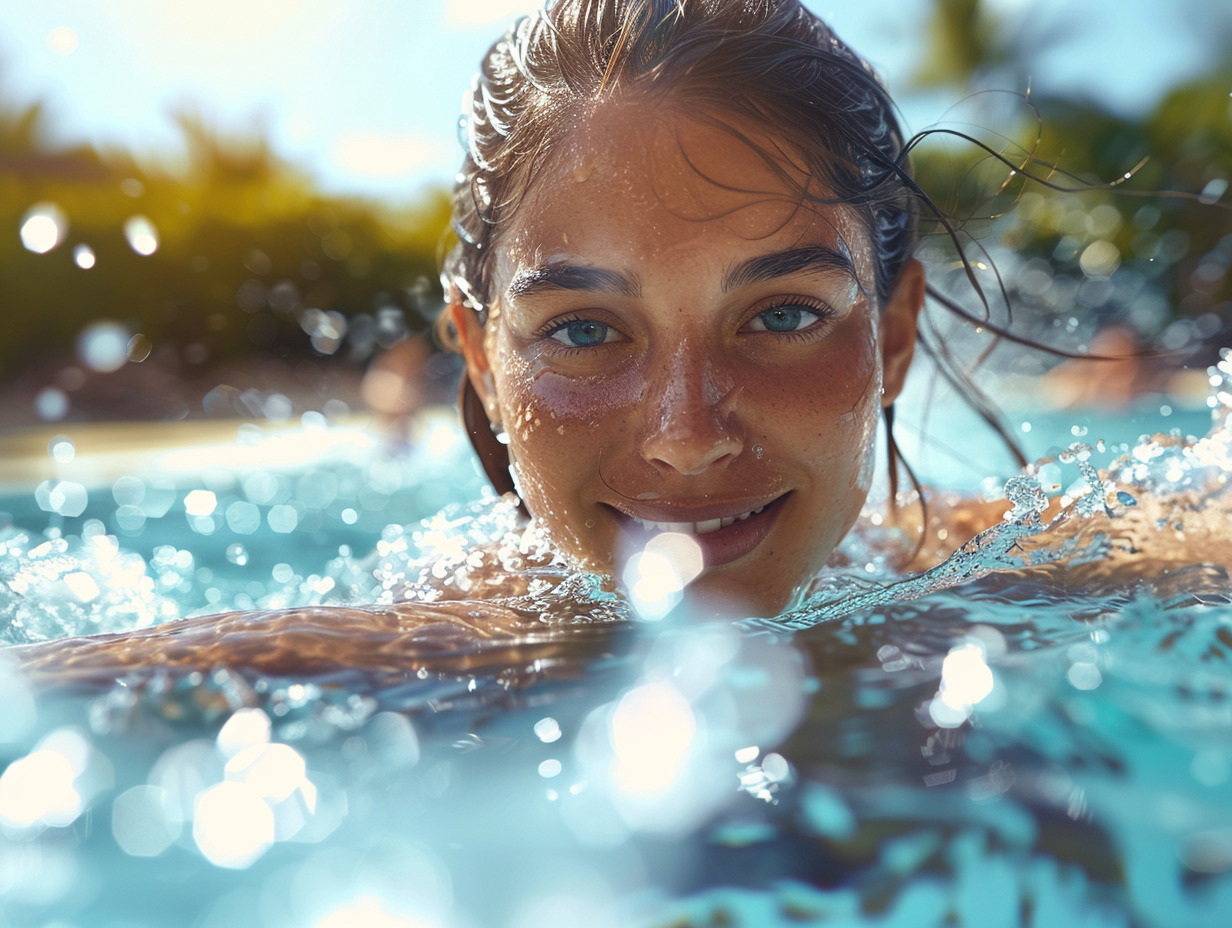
top-left (1, 362), bottom-right (1231, 927)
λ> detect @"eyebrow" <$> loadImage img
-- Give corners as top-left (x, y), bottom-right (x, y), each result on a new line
top-left (722, 245), bottom-right (855, 292)
top-left (506, 264), bottom-right (641, 299)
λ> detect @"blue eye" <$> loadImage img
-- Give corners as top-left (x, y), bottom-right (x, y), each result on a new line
top-left (549, 319), bottom-right (612, 347)
top-left (749, 305), bottom-right (821, 333)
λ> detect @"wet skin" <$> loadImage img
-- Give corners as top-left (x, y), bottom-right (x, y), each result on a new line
top-left (454, 101), bottom-right (922, 617)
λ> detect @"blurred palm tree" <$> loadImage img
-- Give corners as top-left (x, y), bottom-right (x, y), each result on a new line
top-left (906, 0), bottom-right (1232, 360)
top-left (0, 91), bottom-right (449, 397)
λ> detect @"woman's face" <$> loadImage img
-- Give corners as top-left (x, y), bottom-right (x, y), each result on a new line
top-left (455, 101), bottom-right (921, 617)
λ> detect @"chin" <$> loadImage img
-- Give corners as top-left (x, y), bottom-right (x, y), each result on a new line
top-left (678, 574), bottom-right (802, 622)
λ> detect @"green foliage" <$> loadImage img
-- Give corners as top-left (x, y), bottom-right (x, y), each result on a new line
top-left (0, 101), bottom-right (450, 379)
top-left (906, 0), bottom-right (1231, 347)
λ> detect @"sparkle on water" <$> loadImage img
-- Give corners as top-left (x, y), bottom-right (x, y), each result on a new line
top-left (1, 353), bottom-right (1232, 925)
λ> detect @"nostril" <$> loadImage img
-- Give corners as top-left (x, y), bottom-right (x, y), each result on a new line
top-left (642, 429), bottom-right (742, 476)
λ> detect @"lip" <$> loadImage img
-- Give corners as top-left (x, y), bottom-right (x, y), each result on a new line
top-left (606, 492), bottom-right (790, 569)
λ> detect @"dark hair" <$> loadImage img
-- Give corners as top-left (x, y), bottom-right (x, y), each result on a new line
top-left (443, 0), bottom-right (916, 315)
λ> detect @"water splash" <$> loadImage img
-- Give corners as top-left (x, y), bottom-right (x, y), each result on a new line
top-left (745, 352), bottom-right (1232, 634)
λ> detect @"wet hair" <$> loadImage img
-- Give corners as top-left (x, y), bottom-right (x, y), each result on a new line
top-left (444, 0), bottom-right (915, 315)
top-left (440, 0), bottom-right (1029, 524)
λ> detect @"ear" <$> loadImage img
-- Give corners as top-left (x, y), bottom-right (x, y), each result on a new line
top-left (449, 301), bottom-right (520, 498)
top-left (879, 258), bottom-right (924, 408)
top-left (448, 301), bottom-right (498, 422)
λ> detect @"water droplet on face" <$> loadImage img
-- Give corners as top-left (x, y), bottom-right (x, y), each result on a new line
top-left (573, 157), bottom-right (593, 183)
top-left (753, 445), bottom-right (764, 460)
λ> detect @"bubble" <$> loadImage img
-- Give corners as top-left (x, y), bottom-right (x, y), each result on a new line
top-left (48, 436), bottom-right (75, 463)
top-left (127, 334), bottom-right (153, 362)
top-left (1079, 240), bottom-right (1121, 278)
top-left (184, 489), bottom-right (218, 517)
top-left (538, 759), bottom-right (562, 778)
top-left (268, 504), bottom-right (299, 534)
top-left (217, 709), bottom-right (271, 759)
top-left (0, 749), bottom-right (81, 828)
top-left (534, 717), bottom-right (562, 743)
top-left (63, 571), bottom-right (101, 602)
top-left (192, 782), bottom-right (274, 869)
top-left (225, 501), bottom-right (261, 535)
top-left (19, 203), bottom-right (67, 253)
top-left (34, 479), bottom-right (88, 517)
top-left (1199, 178), bottom-right (1228, 205)
top-left (73, 244), bottom-right (95, 269)
top-left (939, 643), bottom-right (995, 708)
top-left (114, 505), bottom-right (146, 533)
top-left (35, 387), bottom-right (69, 421)
top-left (299, 308), bottom-right (348, 355)
top-left (124, 215), bottom-right (159, 255)
top-left (1066, 662), bottom-right (1102, 690)
top-left (77, 321), bottom-right (130, 373)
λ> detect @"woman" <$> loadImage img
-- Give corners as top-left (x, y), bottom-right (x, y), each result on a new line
top-left (443, 0), bottom-right (926, 620)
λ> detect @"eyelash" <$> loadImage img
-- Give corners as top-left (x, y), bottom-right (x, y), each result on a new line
top-left (538, 313), bottom-right (625, 352)
top-left (742, 297), bottom-right (837, 342)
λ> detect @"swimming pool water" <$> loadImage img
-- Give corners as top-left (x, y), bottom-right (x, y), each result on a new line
top-left (1, 375), bottom-right (1230, 927)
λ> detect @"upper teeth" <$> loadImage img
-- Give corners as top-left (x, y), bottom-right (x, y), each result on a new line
top-left (632, 505), bottom-right (766, 536)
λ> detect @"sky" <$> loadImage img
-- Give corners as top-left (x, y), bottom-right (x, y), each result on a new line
top-left (0, 0), bottom-right (1226, 200)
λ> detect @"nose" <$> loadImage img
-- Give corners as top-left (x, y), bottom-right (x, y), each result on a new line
top-left (640, 344), bottom-right (743, 475)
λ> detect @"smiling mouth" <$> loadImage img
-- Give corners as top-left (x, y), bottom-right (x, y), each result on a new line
top-left (607, 493), bottom-right (789, 569)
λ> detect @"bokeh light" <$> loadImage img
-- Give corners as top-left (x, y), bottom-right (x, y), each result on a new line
top-left (123, 215), bottom-right (159, 256)
top-left (76, 320), bottom-right (130, 373)
top-left (192, 781), bottom-right (275, 869)
top-left (19, 203), bottom-right (67, 254)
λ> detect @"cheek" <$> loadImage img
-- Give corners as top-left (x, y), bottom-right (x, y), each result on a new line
top-left (760, 321), bottom-right (880, 479)
top-left (487, 343), bottom-right (647, 560)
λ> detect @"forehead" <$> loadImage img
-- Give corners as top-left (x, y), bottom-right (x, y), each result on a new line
top-left (495, 99), bottom-right (867, 284)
